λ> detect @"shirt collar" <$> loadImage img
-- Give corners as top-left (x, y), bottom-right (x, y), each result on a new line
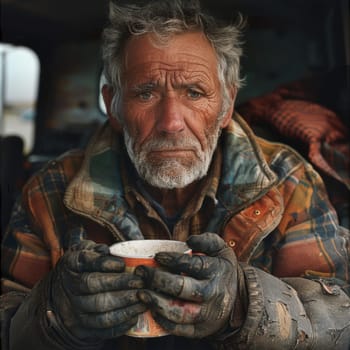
top-left (64, 113), bottom-right (278, 226)
top-left (122, 144), bottom-right (222, 223)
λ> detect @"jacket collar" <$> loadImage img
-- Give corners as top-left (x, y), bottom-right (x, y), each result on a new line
top-left (64, 113), bottom-right (278, 234)
top-left (63, 123), bottom-right (140, 240)
top-left (218, 113), bottom-right (278, 212)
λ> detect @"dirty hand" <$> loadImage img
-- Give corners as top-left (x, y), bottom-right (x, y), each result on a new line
top-left (135, 233), bottom-right (239, 338)
top-left (46, 240), bottom-right (146, 341)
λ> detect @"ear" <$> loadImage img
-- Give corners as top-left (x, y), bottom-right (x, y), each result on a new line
top-left (219, 86), bottom-right (237, 128)
top-left (101, 84), bottom-right (122, 131)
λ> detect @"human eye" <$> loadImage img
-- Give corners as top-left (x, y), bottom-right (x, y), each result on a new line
top-left (133, 83), bottom-right (156, 101)
top-left (186, 87), bottom-right (203, 100)
top-left (138, 91), bottom-right (153, 101)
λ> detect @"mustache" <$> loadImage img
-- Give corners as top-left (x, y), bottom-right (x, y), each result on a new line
top-left (139, 136), bottom-right (202, 155)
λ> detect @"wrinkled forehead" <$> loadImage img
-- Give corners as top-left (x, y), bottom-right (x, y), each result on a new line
top-left (121, 31), bottom-right (220, 80)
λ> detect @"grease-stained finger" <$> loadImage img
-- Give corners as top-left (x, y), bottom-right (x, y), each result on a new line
top-left (72, 289), bottom-right (142, 312)
top-left (78, 302), bottom-right (147, 329)
top-left (66, 251), bottom-right (125, 273)
top-left (137, 290), bottom-right (203, 324)
top-left (186, 233), bottom-right (226, 256)
top-left (135, 265), bottom-right (214, 301)
top-left (155, 252), bottom-right (225, 279)
top-left (65, 271), bottom-right (144, 294)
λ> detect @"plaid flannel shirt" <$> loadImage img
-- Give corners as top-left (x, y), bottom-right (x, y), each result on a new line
top-left (2, 114), bottom-right (348, 295)
top-left (2, 113), bottom-right (349, 350)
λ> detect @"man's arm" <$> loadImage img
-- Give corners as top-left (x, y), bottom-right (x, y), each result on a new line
top-left (225, 162), bottom-right (350, 349)
top-left (1, 179), bottom-right (146, 350)
top-left (221, 264), bottom-right (350, 349)
top-left (135, 160), bottom-right (349, 349)
top-left (2, 220), bottom-right (146, 350)
top-left (136, 233), bottom-right (349, 349)
top-left (1, 194), bottom-right (52, 349)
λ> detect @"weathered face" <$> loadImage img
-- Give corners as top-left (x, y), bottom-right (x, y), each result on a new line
top-left (109, 32), bottom-right (235, 188)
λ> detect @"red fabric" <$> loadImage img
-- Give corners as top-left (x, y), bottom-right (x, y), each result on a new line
top-left (238, 87), bottom-right (350, 189)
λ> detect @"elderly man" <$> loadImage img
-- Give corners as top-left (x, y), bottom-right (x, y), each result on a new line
top-left (1, 1), bottom-right (349, 349)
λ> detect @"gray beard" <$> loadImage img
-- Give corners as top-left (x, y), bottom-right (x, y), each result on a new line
top-left (123, 122), bottom-right (222, 189)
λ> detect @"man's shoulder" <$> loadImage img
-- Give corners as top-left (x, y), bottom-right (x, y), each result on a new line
top-left (23, 149), bottom-right (85, 195)
top-left (228, 115), bottom-right (308, 182)
top-left (256, 137), bottom-right (307, 183)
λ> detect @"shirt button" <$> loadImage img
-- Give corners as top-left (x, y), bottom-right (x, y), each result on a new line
top-left (254, 209), bottom-right (261, 216)
top-left (228, 240), bottom-right (236, 247)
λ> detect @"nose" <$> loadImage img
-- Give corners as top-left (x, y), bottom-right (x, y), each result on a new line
top-left (156, 95), bottom-right (185, 134)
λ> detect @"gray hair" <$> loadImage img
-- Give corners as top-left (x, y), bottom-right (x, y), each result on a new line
top-left (102, 0), bottom-right (245, 118)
